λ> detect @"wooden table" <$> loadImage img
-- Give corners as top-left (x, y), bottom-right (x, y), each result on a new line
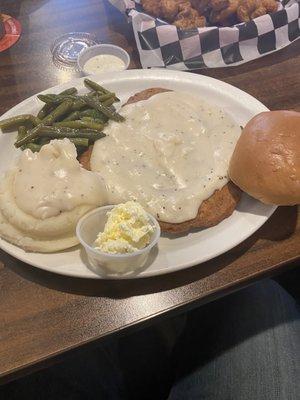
top-left (0, 0), bottom-right (299, 385)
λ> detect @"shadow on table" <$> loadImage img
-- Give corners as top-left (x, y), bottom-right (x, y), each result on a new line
top-left (2, 206), bottom-right (298, 298)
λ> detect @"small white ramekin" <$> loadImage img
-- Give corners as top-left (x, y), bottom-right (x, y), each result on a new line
top-left (76, 205), bottom-right (160, 276)
top-left (77, 44), bottom-right (130, 76)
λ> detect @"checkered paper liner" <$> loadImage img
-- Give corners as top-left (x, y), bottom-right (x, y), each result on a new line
top-left (109, 0), bottom-right (300, 69)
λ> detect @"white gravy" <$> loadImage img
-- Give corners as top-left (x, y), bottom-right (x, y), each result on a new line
top-left (83, 54), bottom-right (125, 74)
top-left (90, 91), bottom-right (241, 224)
top-left (13, 139), bottom-right (105, 219)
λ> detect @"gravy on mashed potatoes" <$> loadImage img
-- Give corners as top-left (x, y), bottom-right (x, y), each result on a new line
top-left (0, 139), bottom-right (105, 252)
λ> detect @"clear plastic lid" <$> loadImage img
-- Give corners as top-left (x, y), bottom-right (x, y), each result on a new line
top-left (51, 32), bottom-right (99, 70)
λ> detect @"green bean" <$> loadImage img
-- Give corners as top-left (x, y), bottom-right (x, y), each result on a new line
top-left (43, 92), bottom-right (94, 104)
top-left (17, 126), bottom-right (28, 141)
top-left (88, 91), bottom-right (99, 99)
top-left (53, 121), bottom-right (84, 129)
top-left (79, 109), bottom-right (95, 117)
top-left (38, 88), bottom-right (77, 102)
top-left (15, 124), bottom-right (43, 148)
top-left (37, 88), bottom-right (78, 118)
top-left (33, 117), bottom-right (41, 125)
top-left (97, 93), bottom-right (115, 102)
top-left (38, 137), bottom-right (51, 145)
top-left (0, 115), bottom-right (40, 132)
top-left (62, 111), bottom-right (81, 121)
top-left (24, 143), bottom-right (43, 152)
top-left (29, 135), bottom-right (90, 149)
top-left (68, 138), bottom-right (89, 147)
top-left (84, 79), bottom-right (120, 102)
top-left (37, 94), bottom-right (78, 105)
top-left (71, 98), bottom-right (87, 111)
top-left (37, 126), bottom-right (105, 141)
top-left (112, 95), bottom-right (120, 103)
top-left (56, 92), bottom-right (98, 111)
top-left (41, 88), bottom-right (78, 99)
top-left (79, 109), bottom-right (108, 123)
top-left (37, 94), bottom-right (59, 104)
top-left (38, 101), bottom-right (55, 119)
top-left (102, 97), bottom-right (115, 107)
top-left (54, 120), bottom-right (104, 131)
top-left (40, 94), bottom-right (64, 103)
top-left (82, 95), bottom-right (124, 122)
top-left (60, 87), bottom-right (77, 96)
top-left (37, 103), bottom-right (54, 119)
top-left (80, 117), bottom-right (106, 125)
top-left (77, 120), bottom-right (104, 131)
top-left (42, 99), bottom-right (73, 125)
top-left (37, 126), bottom-right (71, 134)
top-left (84, 79), bottom-right (107, 93)
top-left (9, 83), bottom-right (119, 153)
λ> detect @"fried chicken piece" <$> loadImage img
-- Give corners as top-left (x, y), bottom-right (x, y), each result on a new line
top-left (141, 0), bottom-right (162, 18)
top-left (142, 0), bottom-right (191, 22)
top-left (142, 0), bottom-right (279, 28)
top-left (174, 14), bottom-right (206, 28)
top-left (210, 0), bottom-right (230, 11)
top-left (142, 0), bottom-right (206, 28)
top-left (160, 0), bottom-right (190, 21)
top-left (209, 0), bottom-right (239, 26)
top-left (174, 3), bottom-right (206, 28)
top-left (79, 88), bottom-right (242, 234)
top-left (190, 0), bottom-right (211, 15)
top-left (237, 0), bottom-right (278, 22)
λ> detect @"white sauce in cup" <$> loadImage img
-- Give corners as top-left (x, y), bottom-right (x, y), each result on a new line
top-left (83, 54), bottom-right (125, 74)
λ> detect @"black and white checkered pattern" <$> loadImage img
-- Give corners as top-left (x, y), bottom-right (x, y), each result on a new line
top-left (109, 0), bottom-right (300, 69)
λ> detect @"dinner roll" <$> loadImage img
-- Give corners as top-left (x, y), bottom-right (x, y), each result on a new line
top-left (229, 110), bottom-right (300, 205)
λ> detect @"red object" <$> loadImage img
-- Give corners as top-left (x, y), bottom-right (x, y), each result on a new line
top-left (0, 14), bottom-right (22, 52)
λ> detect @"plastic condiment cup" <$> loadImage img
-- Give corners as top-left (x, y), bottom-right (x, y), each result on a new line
top-left (77, 44), bottom-right (130, 76)
top-left (76, 205), bottom-right (161, 276)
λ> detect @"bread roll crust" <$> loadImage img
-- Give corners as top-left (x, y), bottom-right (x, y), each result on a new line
top-left (229, 110), bottom-right (300, 205)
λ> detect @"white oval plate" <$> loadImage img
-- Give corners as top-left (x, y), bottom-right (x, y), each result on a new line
top-left (0, 69), bottom-right (276, 279)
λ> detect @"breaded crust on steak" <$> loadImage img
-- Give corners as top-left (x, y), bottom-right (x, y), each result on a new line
top-left (79, 88), bottom-right (242, 233)
top-left (160, 182), bottom-right (241, 233)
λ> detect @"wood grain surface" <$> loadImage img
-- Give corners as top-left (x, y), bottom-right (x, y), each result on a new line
top-left (0, 0), bottom-right (299, 384)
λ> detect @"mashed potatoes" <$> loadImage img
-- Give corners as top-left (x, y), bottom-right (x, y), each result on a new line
top-left (0, 139), bottom-right (105, 252)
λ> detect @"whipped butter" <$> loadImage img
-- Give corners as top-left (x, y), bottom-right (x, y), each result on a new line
top-left (94, 201), bottom-right (154, 254)
top-left (90, 91), bottom-right (241, 223)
